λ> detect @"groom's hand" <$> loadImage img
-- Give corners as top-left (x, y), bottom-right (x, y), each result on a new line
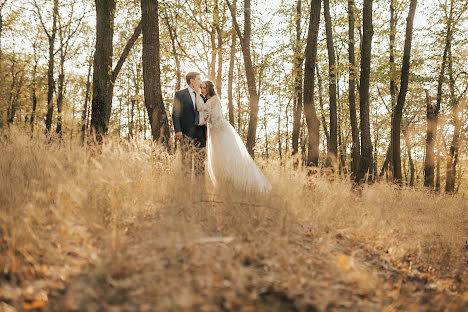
top-left (175, 132), bottom-right (183, 141)
top-left (194, 82), bottom-right (200, 94)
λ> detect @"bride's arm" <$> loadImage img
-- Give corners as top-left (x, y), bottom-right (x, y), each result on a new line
top-left (195, 94), bottom-right (205, 112)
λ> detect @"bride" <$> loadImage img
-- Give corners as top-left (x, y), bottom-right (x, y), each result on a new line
top-left (194, 80), bottom-right (272, 194)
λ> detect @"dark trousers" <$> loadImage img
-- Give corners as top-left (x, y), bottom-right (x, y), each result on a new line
top-left (180, 137), bottom-right (206, 177)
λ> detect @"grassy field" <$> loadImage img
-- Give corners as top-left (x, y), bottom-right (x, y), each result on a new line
top-left (0, 129), bottom-right (467, 311)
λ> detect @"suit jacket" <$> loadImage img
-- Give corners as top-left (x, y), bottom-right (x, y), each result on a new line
top-left (172, 88), bottom-right (207, 148)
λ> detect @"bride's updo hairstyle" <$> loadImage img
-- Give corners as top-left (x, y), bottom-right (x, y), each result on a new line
top-left (204, 80), bottom-right (216, 97)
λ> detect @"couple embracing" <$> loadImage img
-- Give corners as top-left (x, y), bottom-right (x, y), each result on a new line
top-left (172, 72), bottom-right (271, 194)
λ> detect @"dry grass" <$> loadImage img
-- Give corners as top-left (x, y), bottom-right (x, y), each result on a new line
top-left (0, 128), bottom-right (466, 311)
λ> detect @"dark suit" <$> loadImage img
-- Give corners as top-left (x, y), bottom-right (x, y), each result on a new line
top-left (172, 88), bottom-right (206, 148)
top-left (172, 88), bottom-right (207, 175)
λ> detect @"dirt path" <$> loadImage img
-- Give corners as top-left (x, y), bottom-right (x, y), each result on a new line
top-left (41, 201), bottom-right (466, 312)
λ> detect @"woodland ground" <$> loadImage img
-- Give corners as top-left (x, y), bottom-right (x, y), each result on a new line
top-left (0, 129), bottom-right (467, 311)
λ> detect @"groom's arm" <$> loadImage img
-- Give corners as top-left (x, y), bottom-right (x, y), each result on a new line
top-left (172, 92), bottom-right (183, 139)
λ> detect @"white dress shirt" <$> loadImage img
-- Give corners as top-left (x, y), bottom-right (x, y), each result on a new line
top-left (188, 86), bottom-right (206, 125)
top-left (187, 86), bottom-right (196, 111)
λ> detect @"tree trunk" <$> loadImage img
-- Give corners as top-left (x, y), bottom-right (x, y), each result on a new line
top-left (347, 0), bottom-right (360, 177)
top-left (141, 0), bottom-right (170, 146)
top-left (391, 0), bottom-right (417, 183)
top-left (91, 1), bottom-right (141, 142)
top-left (264, 104), bottom-right (269, 159)
top-left (106, 21), bottom-right (143, 130)
top-left (355, 0), bottom-right (374, 183)
top-left (444, 42), bottom-right (461, 193)
top-left (291, 0), bottom-right (303, 158)
top-left (303, 0), bottom-right (321, 167)
top-left (81, 58), bottom-right (92, 144)
top-left (389, 0), bottom-right (397, 114)
top-left (424, 89), bottom-right (436, 188)
top-left (210, 28), bottom-right (216, 81)
top-left (403, 130), bottom-right (415, 186)
top-left (323, 0), bottom-right (337, 169)
top-left (435, 134), bottom-right (441, 193)
top-left (317, 64), bottom-right (329, 144)
top-left (227, 24), bottom-right (236, 126)
top-left (30, 42), bottom-right (39, 134)
top-left (56, 38), bottom-right (65, 136)
top-left (430, 0), bottom-right (454, 187)
top-left (91, 0), bottom-right (115, 141)
top-left (277, 99), bottom-right (282, 161)
top-left (227, 0), bottom-right (260, 157)
top-left (44, 0), bottom-right (58, 133)
top-left (214, 0), bottom-right (223, 96)
top-left (162, 6), bottom-right (181, 91)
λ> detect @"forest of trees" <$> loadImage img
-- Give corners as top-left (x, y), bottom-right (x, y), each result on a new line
top-left (0, 0), bottom-right (467, 192)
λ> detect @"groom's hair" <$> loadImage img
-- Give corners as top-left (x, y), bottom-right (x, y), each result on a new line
top-left (204, 80), bottom-right (216, 97)
top-left (185, 72), bottom-right (200, 85)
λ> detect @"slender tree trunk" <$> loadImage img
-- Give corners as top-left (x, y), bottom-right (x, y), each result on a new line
top-left (444, 42), bottom-right (461, 193)
top-left (44, 0), bottom-right (59, 133)
top-left (264, 104), bottom-right (269, 159)
top-left (389, 0), bottom-right (397, 113)
top-left (391, 0), bottom-right (417, 183)
top-left (383, 0), bottom-right (397, 177)
top-left (348, 0), bottom-right (360, 177)
top-left (355, 0), bottom-right (374, 183)
top-left (30, 43), bottom-right (39, 134)
top-left (435, 133), bottom-right (441, 193)
top-left (303, 0), bottom-right (321, 167)
top-left (429, 0), bottom-right (454, 186)
top-left (277, 99), bottom-right (282, 161)
top-left (379, 143), bottom-right (392, 179)
top-left (291, 0), bottom-right (303, 158)
top-left (56, 40), bottom-right (65, 136)
top-left (403, 130), bottom-right (415, 186)
top-left (209, 28), bottom-right (217, 81)
top-left (227, 0), bottom-right (260, 157)
top-left (424, 89), bottom-right (436, 188)
top-left (236, 60), bottom-right (242, 132)
top-left (285, 101), bottom-right (290, 157)
top-left (106, 21), bottom-right (142, 130)
top-left (162, 7), bottom-right (181, 91)
top-left (7, 58), bottom-right (17, 124)
top-left (317, 64), bottom-right (329, 144)
top-left (214, 0), bottom-right (223, 96)
top-left (141, 0), bottom-right (170, 145)
top-left (91, 0), bottom-right (115, 141)
top-left (81, 57), bottom-right (92, 144)
top-left (227, 25), bottom-right (236, 126)
top-left (323, 0), bottom-right (337, 169)
top-left (0, 7), bottom-right (3, 71)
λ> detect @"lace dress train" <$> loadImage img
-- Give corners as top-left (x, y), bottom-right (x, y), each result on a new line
top-left (198, 95), bottom-right (271, 194)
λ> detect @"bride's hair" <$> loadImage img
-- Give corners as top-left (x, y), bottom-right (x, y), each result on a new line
top-left (204, 81), bottom-right (216, 97)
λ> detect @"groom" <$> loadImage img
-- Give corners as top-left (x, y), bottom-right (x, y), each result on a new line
top-left (172, 72), bottom-right (207, 176)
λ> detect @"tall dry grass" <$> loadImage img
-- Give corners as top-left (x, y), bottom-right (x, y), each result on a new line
top-left (0, 128), bottom-right (466, 310)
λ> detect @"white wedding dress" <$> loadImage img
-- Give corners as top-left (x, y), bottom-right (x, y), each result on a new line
top-left (197, 95), bottom-right (272, 194)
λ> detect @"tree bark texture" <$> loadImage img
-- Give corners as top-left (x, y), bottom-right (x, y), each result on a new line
top-left (323, 0), bottom-right (337, 168)
top-left (303, 0), bottom-right (321, 167)
top-left (227, 0), bottom-right (260, 157)
top-left (141, 0), bottom-right (170, 146)
top-left (348, 0), bottom-right (360, 177)
top-left (391, 0), bottom-right (417, 183)
top-left (355, 0), bottom-right (374, 183)
top-left (291, 0), bottom-right (303, 157)
top-left (91, 0), bottom-right (116, 141)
